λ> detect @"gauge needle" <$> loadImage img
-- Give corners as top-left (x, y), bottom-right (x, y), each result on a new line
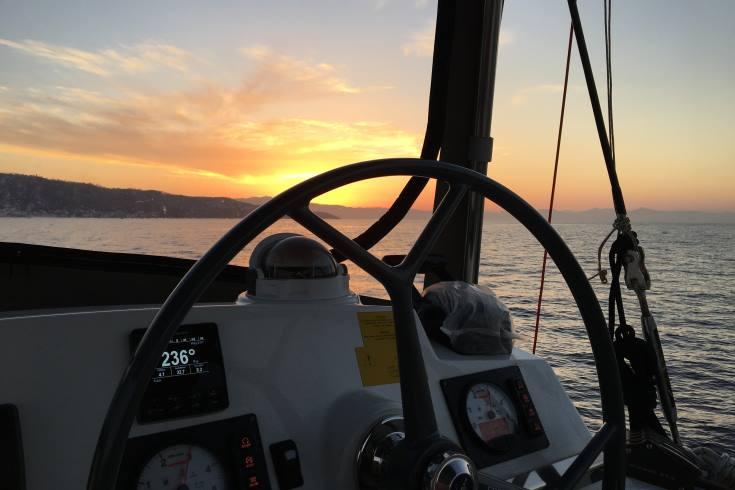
top-left (182, 445), bottom-right (193, 484)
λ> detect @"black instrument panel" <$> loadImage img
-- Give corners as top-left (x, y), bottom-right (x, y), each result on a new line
top-left (130, 323), bottom-right (229, 423)
top-left (119, 414), bottom-right (271, 490)
top-left (441, 366), bottom-right (549, 468)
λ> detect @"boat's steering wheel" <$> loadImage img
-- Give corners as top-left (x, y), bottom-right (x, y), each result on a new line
top-left (88, 158), bottom-right (625, 490)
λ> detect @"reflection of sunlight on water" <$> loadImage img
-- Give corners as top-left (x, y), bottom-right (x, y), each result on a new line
top-left (1, 218), bottom-right (733, 452)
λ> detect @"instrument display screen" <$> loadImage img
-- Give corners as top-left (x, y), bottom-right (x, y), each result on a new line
top-left (441, 366), bottom-right (549, 468)
top-left (130, 323), bottom-right (229, 423)
top-left (465, 382), bottom-right (520, 445)
top-left (150, 330), bottom-right (212, 381)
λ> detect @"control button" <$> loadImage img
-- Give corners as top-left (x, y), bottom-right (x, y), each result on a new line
top-left (527, 417), bottom-right (544, 435)
top-left (245, 474), bottom-right (264, 488)
top-left (243, 454), bottom-right (257, 470)
top-left (239, 435), bottom-right (254, 449)
top-left (270, 440), bottom-right (304, 489)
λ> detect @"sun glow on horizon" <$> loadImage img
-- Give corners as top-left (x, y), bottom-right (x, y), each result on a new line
top-left (0, 1), bottom-right (733, 211)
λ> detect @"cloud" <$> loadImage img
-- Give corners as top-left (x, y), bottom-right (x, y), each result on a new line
top-left (402, 23), bottom-right (515, 58)
top-left (511, 84), bottom-right (564, 105)
top-left (0, 38), bottom-right (192, 76)
top-left (0, 40), bottom-right (414, 186)
top-left (0, 101), bottom-right (419, 179)
top-left (402, 22), bottom-right (435, 57)
top-left (241, 45), bottom-right (361, 95)
top-left (0, 78), bottom-right (417, 180)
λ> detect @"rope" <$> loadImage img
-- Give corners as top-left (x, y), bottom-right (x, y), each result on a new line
top-left (532, 23), bottom-right (574, 354)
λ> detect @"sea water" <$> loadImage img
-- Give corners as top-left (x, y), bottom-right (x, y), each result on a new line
top-left (1, 217), bottom-right (733, 453)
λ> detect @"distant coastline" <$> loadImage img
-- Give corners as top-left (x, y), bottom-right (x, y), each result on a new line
top-left (0, 173), bottom-right (338, 219)
top-left (1, 173), bottom-right (733, 223)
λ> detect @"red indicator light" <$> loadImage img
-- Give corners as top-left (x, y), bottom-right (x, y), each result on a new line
top-left (240, 437), bottom-right (252, 449)
top-left (244, 455), bottom-right (255, 469)
top-left (248, 475), bottom-right (260, 487)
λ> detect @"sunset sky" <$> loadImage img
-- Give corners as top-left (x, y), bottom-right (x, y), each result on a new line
top-left (0, 0), bottom-right (733, 210)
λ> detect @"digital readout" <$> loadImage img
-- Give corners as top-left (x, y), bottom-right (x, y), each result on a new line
top-left (153, 334), bottom-right (210, 382)
top-left (130, 323), bottom-right (229, 422)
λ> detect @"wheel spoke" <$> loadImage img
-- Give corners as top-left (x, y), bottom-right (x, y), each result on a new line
top-left (291, 205), bottom-right (439, 443)
top-left (385, 282), bottom-right (439, 443)
top-left (400, 183), bottom-right (468, 277)
top-left (289, 206), bottom-right (392, 281)
top-left (555, 422), bottom-right (619, 489)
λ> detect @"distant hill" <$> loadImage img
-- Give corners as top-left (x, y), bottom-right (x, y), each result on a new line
top-left (485, 208), bottom-right (735, 224)
top-left (0, 173), bottom-right (316, 219)
top-left (0, 173), bottom-right (260, 218)
top-left (1, 173), bottom-right (730, 223)
top-left (241, 196), bottom-right (735, 224)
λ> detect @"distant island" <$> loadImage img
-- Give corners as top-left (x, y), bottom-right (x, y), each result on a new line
top-left (1, 173), bottom-right (733, 223)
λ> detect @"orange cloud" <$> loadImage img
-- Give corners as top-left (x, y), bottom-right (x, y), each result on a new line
top-left (0, 85), bottom-right (418, 177)
top-left (0, 39), bottom-right (419, 203)
top-left (241, 45), bottom-right (361, 95)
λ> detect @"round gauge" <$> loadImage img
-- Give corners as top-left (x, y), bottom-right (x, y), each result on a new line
top-left (465, 383), bottom-right (519, 447)
top-left (137, 444), bottom-right (228, 490)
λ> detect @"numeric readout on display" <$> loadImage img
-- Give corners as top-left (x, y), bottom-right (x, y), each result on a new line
top-left (153, 335), bottom-right (210, 381)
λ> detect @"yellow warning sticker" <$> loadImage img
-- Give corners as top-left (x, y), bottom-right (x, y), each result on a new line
top-left (355, 311), bottom-right (400, 386)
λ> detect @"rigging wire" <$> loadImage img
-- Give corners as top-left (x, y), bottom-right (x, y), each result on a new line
top-left (588, 0), bottom-right (616, 283)
top-left (604, 0), bottom-right (615, 160)
top-left (531, 23), bottom-right (574, 354)
top-left (568, 0), bottom-right (684, 445)
top-left (567, 0), bottom-right (626, 216)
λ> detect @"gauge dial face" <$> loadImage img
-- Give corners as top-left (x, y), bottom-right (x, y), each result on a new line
top-left (465, 383), bottom-right (519, 446)
top-left (138, 444), bottom-right (228, 490)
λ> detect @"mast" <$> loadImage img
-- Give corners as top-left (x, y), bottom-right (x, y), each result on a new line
top-left (426, 0), bottom-right (504, 285)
